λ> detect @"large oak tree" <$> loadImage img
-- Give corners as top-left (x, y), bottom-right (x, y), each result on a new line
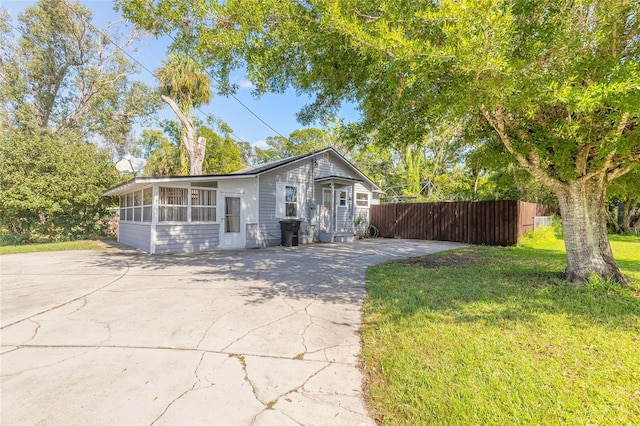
top-left (118, 0), bottom-right (639, 283)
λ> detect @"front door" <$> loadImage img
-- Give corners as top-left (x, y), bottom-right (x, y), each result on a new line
top-left (221, 195), bottom-right (245, 249)
top-left (335, 188), bottom-right (350, 232)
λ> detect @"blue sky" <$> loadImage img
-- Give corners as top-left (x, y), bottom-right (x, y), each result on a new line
top-left (3, 0), bottom-right (360, 148)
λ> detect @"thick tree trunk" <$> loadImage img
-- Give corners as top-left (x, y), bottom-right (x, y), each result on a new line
top-left (190, 136), bottom-right (206, 176)
top-left (555, 176), bottom-right (628, 285)
top-left (162, 95), bottom-right (206, 175)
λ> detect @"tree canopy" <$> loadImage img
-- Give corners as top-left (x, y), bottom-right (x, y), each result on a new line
top-left (1, 0), bottom-right (158, 156)
top-left (0, 0), bottom-right (156, 242)
top-left (0, 131), bottom-right (121, 242)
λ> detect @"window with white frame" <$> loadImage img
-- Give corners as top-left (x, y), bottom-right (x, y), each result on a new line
top-left (191, 188), bottom-right (217, 222)
top-left (356, 192), bottom-right (369, 207)
top-left (285, 185), bottom-right (298, 217)
top-left (119, 188), bottom-right (152, 222)
top-left (339, 191), bottom-right (347, 207)
top-left (276, 182), bottom-right (300, 218)
top-left (159, 187), bottom-right (188, 222)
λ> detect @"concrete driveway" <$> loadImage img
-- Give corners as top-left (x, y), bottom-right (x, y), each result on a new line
top-left (1, 239), bottom-right (464, 425)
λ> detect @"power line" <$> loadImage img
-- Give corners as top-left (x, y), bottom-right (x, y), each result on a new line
top-left (166, 1), bottom-right (290, 140)
top-left (53, 0), bottom-right (276, 145)
top-left (166, 39), bottom-right (288, 139)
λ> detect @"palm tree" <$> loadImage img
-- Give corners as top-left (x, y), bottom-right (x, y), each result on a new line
top-left (156, 53), bottom-right (212, 175)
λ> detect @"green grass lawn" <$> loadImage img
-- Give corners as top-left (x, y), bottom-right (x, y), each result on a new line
top-left (362, 231), bottom-right (640, 425)
top-left (0, 240), bottom-right (105, 255)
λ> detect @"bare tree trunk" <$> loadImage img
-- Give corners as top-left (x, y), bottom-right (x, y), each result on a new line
top-left (630, 212), bottom-right (640, 232)
top-left (607, 208), bottom-right (623, 234)
top-left (179, 138), bottom-right (189, 175)
top-left (162, 95), bottom-right (206, 175)
top-left (472, 168), bottom-right (480, 200)
top-left (620, 196), bottom-right (633, 232)
top-left (556, 176), bottom-right (628, 285)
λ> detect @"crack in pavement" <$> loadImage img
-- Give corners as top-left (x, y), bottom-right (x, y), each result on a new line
top-left (1, 262), bottom-right (131, 330)
top-left (150, 351), bottom-right (209, 426)
top-left (232, 353), bottom-right (266, 410)
top-left (305, 343), bottom-right (360, 364)
top-left (65, 297), bottom-right (88, 316)
top-left (236, 352), bottom-right (335, 425)
top-left (195, 308), bottom-right (239, 350)
top-left (0, 346), bottom-right (99, 378)
top-left (219, 306), bottom-right (300, 353)
top-left (25, 319), bottom-right (41, 344)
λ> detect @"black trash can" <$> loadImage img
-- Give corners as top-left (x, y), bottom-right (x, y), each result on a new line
top-left (280, 219), bottom-right (301, 247)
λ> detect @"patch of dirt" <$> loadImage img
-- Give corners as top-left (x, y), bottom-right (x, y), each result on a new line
top-left (397, 250), bottom-right (485, 269)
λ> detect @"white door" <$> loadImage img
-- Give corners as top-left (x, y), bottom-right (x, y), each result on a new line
top-left (221, 195), bottom-right (245, 249)
top-left (335, 188), bottom-right (350, 232)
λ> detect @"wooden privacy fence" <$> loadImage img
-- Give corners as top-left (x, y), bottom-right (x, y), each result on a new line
top-left (370, 200), bottom-right (556, 246)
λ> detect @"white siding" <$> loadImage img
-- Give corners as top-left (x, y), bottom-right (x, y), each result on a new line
top-left (118, 222), bottom-right (152, 253)
top-left (154, 224), bottom-right (220, 254)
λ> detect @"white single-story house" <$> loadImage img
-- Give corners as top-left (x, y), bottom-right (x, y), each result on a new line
top-left (104, 147), bottom-right (383, 254)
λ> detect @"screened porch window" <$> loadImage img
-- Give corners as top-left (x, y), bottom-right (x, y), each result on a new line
top-left (159, 187), bottom-right (188, 222)
top-left (119, 187), bottom-right (152, 222)
top-left (191, 188), bottom-right (217, 222)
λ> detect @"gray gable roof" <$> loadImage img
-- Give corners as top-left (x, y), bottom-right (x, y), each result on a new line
top-left (104, 146), bottom-right (381, 196)
top-left (230, 147), bottom-right (330, 175)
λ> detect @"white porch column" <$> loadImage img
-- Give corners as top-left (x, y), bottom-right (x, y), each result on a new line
top-left (150, 184), bottom-right (159, 254)
top-left (331, 181), bottom-right (335, 234)
top-left (351, 183), bottom-right (356, 233)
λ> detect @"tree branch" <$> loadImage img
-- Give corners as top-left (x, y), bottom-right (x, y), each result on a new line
top-left (583, 112), bottom-right (630, 181)
top-left (480, 106), bottom-right (561, 190)
top-left (607, 165), bottom-right (632, 182)
top-left (575, 143), bottom-right (594, 177)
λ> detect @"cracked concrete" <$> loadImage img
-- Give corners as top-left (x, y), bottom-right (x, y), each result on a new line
top-left (1, 239), bottom-right (465, 425)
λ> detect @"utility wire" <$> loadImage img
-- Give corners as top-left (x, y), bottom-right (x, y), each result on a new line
top-left (165, 0), bottom-right (290, 140)
top-left (165, 31), bottom-right (289, 140)
top-left (53, 0), bottom-right (283, 145)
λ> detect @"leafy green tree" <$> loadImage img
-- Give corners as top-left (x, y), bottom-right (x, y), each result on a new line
top-left (0, 0), bottom-right (158, 156)
top-left (0, 132), bottom-right (122, 242)
top-left (142, 122), bottom-right (247, 175)
top-left (253, 127), bottom-right (336, 163)
top-left (156, 52), bottom-right (212, 175)
top-left (200, 126), bottom-right (247, 174)
top-left (140, 129), bottom-right (181, 176)
top-left (119, 0), bottom-right (640, 284)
